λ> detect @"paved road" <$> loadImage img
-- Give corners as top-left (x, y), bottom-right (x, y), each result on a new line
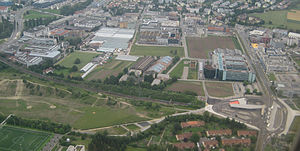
top-left (235, 27), bottom-right (289, 151)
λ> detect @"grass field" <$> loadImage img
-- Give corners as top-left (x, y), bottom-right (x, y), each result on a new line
top-left (41, 9), bottom-right (60, 15)
top-left (24, 10), bottom-right (55, 20)
top-left (87, 60), bottom-right (133, 80)
top-left (268, 73), bottom-right (276, 82)
top-left (56, 52), bottom-right (99, 78)
top-left (186, 36), bottom-right (236, 58)
top-left (0, 79), bottom-right (154, 130)
top-left (0, 126), bottom-right (52, 151)
top-left (73, 106), bottom-right (149, 129)
top-left (188, 63), bottom-right (198, 79)
top-left (166, 81), bottom-right (205, 96)
top-left (205, 82), bottom-right (234, 97)
top-left (59, 52), bottom-right (98, 69)
top-left (130, 44), bottom-right (184, 57)
top-left (169, 59), bottom-right (189, 78)
top-left (249, 10), bottom-right (300, 31)
top-left (289, 116), bottom-right (300, 134)
top-left (125, 124), bottom-right (140, 131)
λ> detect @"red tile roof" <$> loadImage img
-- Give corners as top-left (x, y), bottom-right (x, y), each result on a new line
top-left (221, 138), bottom-right (251, 146)
top-left (237, 130), bottom-right (257, 137)
top-left (206, 129), bottom-right (232, 136)
top-left (202, 140), bottom-right (219, 148)
top-left (175, 132), bottom-right (201, 141)
top-left (174, 142), bottom-right (195, 150)
top-left (181, 121), bottom-right (205, 128)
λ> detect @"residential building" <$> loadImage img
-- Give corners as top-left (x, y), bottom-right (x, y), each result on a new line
top-left (206, 129), bottom-right (232, 137)
top-left (221, 138), bottom-right (251, 146)
top-left (181, 121), bottom-right (205, 128)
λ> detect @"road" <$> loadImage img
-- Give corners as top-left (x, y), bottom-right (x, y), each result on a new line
top-left (1, 7), bottom-right (31, 51)
top-left (235, 27), bottom-right (289, 151)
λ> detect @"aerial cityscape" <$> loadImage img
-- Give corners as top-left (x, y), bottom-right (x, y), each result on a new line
top-left (0, 0), bottom-right (299, 151)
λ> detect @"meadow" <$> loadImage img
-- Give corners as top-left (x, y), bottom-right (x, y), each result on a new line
top-left (130, 44), bottom-right (184, 57)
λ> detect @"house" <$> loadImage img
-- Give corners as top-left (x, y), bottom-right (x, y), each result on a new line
top-left (174, 142), bottom-right (195, 150)
top-left (181, 121), bottom-right (205, 128)
top-left (206, 129), bottom-right (232, 137)
top-left (67, 145), bottom-right (85, 151)
top-left (221, 138), bottom-right (251, 146)
top-left (202, 140), bottom-right (219, 148)
top-left (176, 132), bottom-right (201, 141)
top-left (0, 6), bottom-right (8, 13)
top-left (237, 130), bottom-right (257, 137)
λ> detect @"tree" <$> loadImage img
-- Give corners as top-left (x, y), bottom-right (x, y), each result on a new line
top-left (190, 133), bottom-right (200, 144)
top-left (70, 65), bottom-right (78, 72)
top-left (74, 58), bottom-right (81, 64)
top-left (253, 89), bottom-right (258, 94)
top-left (243, 81), bottom-right (249, 86)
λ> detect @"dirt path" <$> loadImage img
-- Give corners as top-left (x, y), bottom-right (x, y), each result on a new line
top-left (15, 79), bottom-right (23, 98)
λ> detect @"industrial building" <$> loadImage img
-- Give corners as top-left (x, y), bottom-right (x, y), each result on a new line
top-left (91, 27), bottom-right (135, 52)
top-left (131, 56), bottom-right (155, 72)
top-left (147, 56), bottom-right (172, 73)
top-left (204, 48), bottom-right (256, 83)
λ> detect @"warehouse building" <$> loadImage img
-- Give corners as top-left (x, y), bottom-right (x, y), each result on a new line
top-left (92, 27), bottom-right (135, 53)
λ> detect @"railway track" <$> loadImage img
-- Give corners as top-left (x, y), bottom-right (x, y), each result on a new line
top-left (0, 56), bottom-right (189, 106)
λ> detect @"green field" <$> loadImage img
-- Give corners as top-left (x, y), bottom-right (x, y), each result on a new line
top-left (41, 9), bottom-right (61, 14)
top-left (59, 52), bottom-right (98, 69)
top-left (169, 59), bottom-right (189, 78)
top-left (73, 106), bottom-right (149, 129)
top-left (0, 126), bottom-right (52, 151)
top-left (268, 73), bottom-right (276, 82)
top-left (125, 124), bottom-right (140, 131)
top-left (24, 10), bottom-right (55, 20)
top-left (130, 44), bottom-right (184, 57)
top-left (188, 63), bottom-right (198, 79)
top-left (87, 60), bottom-right (133, 80)
top-left (249, 10), bottom-right (300, 31)
top-left (289, 116), bottom-right (300, 134)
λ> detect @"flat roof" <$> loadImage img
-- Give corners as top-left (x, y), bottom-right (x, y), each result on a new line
top-left (115, 55), bottom-right (139, 61)
top-left (92, 28), bottom-right (135, 52)
top-left (230, 104), bottom-right (264, 109)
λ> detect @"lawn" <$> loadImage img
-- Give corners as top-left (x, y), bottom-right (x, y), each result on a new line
top-left (249, 10), bottom-right (300, 31)
top-left (41, 9), bottom-right (61, 14)
top-left (87, 60), bottom-right (133, 80)
top-left (59, 51), bottom-right (98, 69)
top-left (289, 116), bottom-right (300, 134)
top-left (24, 10), bottom-right (55, 20)
top-left (73, 106), bottom-right (149, 129)
top-left (130, 44), bottom-right (184, 57)
top-left (268, 73), bottom-right (276, 82)
top-left (205, 82), bottom-right (234, 98)
top-left (166, 81), bottom-right (205, 96)
top-left (0, 126), bottom-right (52, 151)
top-left (126, 146), bottom-right (147, 151)
top-left (186, 36), bottom-right (236, 58)
top-left (125, 124), bottom-right (140, 131)
top-left (169, 59), bottom-right (189, 78)
top-left (188, 63), bottom-right (198, 79)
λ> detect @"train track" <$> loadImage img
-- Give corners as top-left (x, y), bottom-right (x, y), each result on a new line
top-left (0, 56), bottom-right (189, 106)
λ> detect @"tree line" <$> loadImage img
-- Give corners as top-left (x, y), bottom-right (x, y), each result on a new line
top-left (0, 17), bottom-right (13, 39)
top-left (24, 16), bottom-right (58, 30)
top-left (60, 0), bottom-right (92, 16)
top-left (0, 115), bottom-right (71, 134)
